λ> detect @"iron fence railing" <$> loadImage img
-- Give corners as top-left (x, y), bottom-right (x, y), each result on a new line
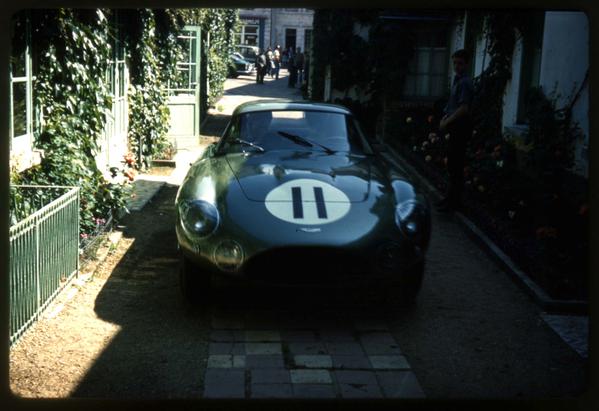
top-left (9, 185), bottom-right (80, 346)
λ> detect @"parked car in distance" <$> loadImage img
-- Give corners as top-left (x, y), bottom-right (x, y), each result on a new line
top-left (228, 53), bottom-right (255, 77)
top-left (176, 100), bottom-right (432, 306)
top-left (237, 45), bottom-right (259, 61)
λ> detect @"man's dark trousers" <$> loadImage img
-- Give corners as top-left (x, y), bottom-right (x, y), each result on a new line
top-left (445, 118), bottom-right (472, 206)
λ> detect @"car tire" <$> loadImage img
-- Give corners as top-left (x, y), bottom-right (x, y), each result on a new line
top-left (179, 253), bottom-right (212, 307)
top-left (385, 261), bottom-right (425, 307)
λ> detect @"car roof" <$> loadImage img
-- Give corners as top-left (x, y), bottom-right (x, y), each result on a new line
top-left (233, 100), bottom-right (352, 116)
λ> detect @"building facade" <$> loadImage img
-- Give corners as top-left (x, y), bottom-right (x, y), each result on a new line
top-left (237, 8), bottom-right (314, 52)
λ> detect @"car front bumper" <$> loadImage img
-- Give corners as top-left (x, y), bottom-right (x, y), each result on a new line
top-left (177, 221), bottom-right (425, 288)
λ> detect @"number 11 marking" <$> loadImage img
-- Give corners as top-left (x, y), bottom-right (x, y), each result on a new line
top-left (291, 186), bottom-right (328, 219)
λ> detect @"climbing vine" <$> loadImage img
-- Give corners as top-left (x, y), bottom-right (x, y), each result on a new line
top-left (10, 8), bottom-right (239, 235)
top-left (310, 9), bottom-right (419, 135)
top-left (13, 9), bottom-right (126, 234)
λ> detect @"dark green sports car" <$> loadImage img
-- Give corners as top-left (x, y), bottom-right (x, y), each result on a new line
top-left (176, 100), bottom-right (431, 303)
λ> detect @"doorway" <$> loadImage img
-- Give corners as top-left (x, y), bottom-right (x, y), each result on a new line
top-left (285, 28), bottom-right (297, 50)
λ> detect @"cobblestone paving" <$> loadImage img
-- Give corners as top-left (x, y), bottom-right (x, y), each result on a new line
top-left (202, 307), bottom-right (425, 399)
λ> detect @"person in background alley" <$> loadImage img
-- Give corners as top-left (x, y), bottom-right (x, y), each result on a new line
top-left (266, 47), bottom-right (274, 78)
top-left (287, 48), bottom-right (297, 88)
top-left (281, 47), bottom-right (289, 69)
top-left (273, 45), bottom-right (281, 79)
top-left (295, 47), bottom-right (305, 88)
top-left (437, 49), bottom-right (474, 212)
top-left (303, 51), bottom-right (310, 87)
top-left (255, 49), bottom-right (267, 84)
top-left (286, 46), bottom-right (294, 71)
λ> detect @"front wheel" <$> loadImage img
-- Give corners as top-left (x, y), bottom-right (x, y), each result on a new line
top-left (179, 252), bottom-right (212, 307)
top-left (385, 261), bottom-right (425, 307)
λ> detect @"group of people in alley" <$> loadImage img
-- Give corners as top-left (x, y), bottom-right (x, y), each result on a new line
top-left (255, 44), bottom-right (307, 88)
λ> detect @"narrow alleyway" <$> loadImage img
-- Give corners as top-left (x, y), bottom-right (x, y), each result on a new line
top-left (9, 71), bottom-right (587, 399)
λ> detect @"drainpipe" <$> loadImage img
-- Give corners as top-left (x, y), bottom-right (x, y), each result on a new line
top-left (270, 8), bottom-right (274, 48)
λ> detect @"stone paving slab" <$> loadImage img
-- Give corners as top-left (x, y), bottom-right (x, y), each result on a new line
top-left (251, 383), bottom-right (293, 398)
top-left (251, 369), bottom-right (290, 384)
top-left (339, 383), bottom-right (383, 398)
top-left (293, 384), bottom-right (336, 398)
top-left (245, 354), bottom-right (285, 369)
top-left (203, 369), bottom-right (245, 398)
top-left (245, 342), bottom-right (282, 355)
top-left (331, 355), bottom-right (372, 370)
top-left (294, 355), bottom-right (333, 369)
top-left (375, 371), bottom-right (426, 398)
top-left (369, 355), bottom-right (411, 370)
top-left (290, 369), bottom-right (332, 384)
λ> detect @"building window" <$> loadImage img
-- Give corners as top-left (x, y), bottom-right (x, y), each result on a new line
top-left (10, 11), bottom-right (33, 153)
top-left (403, 29), bottom-right (448, 98)
top-left (285, 9), bottom-right (299, 12)
top-left (236, 23), bottom-right (259, 46)
top-left (516, 12), bottom-right (544, 123)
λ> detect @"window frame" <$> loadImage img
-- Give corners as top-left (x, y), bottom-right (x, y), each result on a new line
top-left (516, 12), bottom-right (545, 124)
top-left (10, 12), bottom-right (34, 155)
top-left (236, 24), bottom-right (260, 47)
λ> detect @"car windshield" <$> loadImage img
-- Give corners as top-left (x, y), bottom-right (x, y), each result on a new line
top-left (220, 110), bottom-right (372, 155)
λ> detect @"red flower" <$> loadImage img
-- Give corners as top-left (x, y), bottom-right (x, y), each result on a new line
top-left (536, 226), bottom-right (558, 240)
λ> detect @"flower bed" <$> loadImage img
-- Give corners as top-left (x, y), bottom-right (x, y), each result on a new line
top-left (383, 106), bottom-right (588, 301)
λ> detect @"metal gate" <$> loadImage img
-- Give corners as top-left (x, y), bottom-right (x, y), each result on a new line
top-left (166, 25), bottom-right (203, 150)
top-left (9, 185), bottom-right (80, 346)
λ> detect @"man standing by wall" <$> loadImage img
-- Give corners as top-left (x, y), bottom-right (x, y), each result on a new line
top-left (273, 45), bottom-right (281, 79)
top-left (256, 49), bottom-right (267, 84)
top-left (437, 49), bottom-right (474, 212)
top-left (295, 47), bottom-right (305, 87)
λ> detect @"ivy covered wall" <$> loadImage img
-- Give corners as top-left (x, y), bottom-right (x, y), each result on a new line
top-left (10, 8), bottom-right (239, 235)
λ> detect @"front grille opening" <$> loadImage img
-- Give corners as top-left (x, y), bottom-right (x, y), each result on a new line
top-left (244, 247), bottom-right (371, 285)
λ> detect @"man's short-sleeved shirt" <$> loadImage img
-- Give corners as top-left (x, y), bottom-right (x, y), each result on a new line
top-left (444, 73), bottom-right (474, 116)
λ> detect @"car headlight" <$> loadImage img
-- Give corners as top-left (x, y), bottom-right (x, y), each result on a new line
top-left (214, 240), bottom-right (244, 272)
top-left (395, 199), bottom-right (428, 240)
top-left (179, 199), bottom-right (219, 238)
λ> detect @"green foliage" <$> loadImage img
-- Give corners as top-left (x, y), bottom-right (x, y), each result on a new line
top-left (201, 9), bottom-right (240, 106)
top-left (10, 8), bottom-right (238, 235)
top-left (121, 9), bottom-right (180, 169)
top-left (524, 87), bottom-right (583, 176)
top-left (311, 9), bottom-right (415, 135)
top-left (13, 9), bottom-right (127, 234)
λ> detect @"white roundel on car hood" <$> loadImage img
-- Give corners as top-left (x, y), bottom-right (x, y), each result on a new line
top-left (265, 178), bottom-right (351, 225)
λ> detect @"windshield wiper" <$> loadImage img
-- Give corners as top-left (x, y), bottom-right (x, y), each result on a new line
top-left (277, 131), bottom-right (336, 155)
top-left (232, 138), bottom-right (265, 152)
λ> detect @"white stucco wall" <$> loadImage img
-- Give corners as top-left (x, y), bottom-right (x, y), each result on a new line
top-left (272, 9), bottom-right (314, 52)
top-left (502, 31), bottom-right (524, 129)
top-left (239, 9), bottom-right (314, 52)
top-left (538, 11), bottom-right (589, 176)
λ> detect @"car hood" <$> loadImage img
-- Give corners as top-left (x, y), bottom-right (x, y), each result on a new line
top-left (225, 150), bottom-right (382, 203)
